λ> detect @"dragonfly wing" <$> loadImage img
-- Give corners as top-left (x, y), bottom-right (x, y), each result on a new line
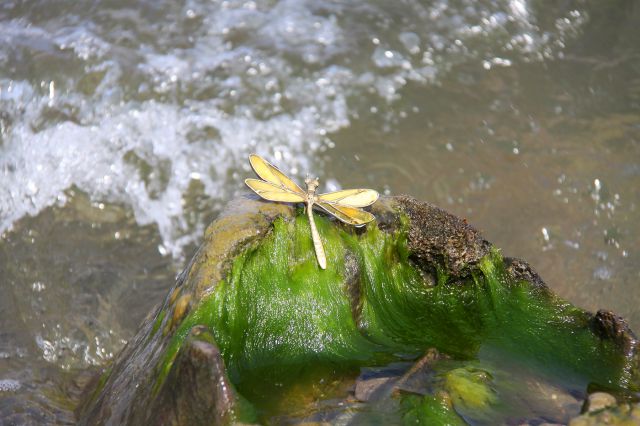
top-left (316, 202), bottom-right (375, 226)
top-left (249, 154), bottom-right (305, 194)
top-left (317, 188), bottom-right (379, 207)
top-left (245, 179), bottom-right (306, 203)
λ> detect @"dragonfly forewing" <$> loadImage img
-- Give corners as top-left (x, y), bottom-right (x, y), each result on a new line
top-left (249, 154), bottom-right (305, 194)
top-left (245, 178), bottom-right (306, 202)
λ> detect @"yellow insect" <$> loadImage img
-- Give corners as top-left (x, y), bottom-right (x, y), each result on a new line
top-left (245, 154), bottom-right (379, 269)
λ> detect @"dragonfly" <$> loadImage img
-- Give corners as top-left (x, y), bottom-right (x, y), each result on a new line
top-left (245, 154), bottom-right (379, 269)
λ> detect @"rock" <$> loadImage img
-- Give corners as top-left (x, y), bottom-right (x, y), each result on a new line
top-left (390, 195), bottom-right (491, 277)
top-left (393, 348), bottom-right (445, 396)
top-left (76, 195), bottom-right (640, 424)
top-left (146, 326), bottom-right (239, 425)
top-left (354, 376), bottom-right (395, 402)
top-left (352, 350), bottom-right (445, 403)
top-left (589, 311), bottom-right (637, 356)
top-left (569, 401), bottom-right (640, 425)
top-left (584, 392), bottom-right (618, 414)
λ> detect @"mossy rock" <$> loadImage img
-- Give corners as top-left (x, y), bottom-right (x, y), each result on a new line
top-left (76, 195), bottom-right (640, 425)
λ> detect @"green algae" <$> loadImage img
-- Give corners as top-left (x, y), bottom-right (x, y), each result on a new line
top-left (401, 394), bottom-right (467, 426)
top-left (475, 254), bottom-right (629, 389)
top-left (82, 366), bottom-right (112, 410)
top-left (154, 211), bottom-right (637, 422)
top-left (444, 367), bottom-right (497, 411)
top-left (157, 214), bottom-right (393, 391)
top-left (150, 309), bottom-right (165, 338)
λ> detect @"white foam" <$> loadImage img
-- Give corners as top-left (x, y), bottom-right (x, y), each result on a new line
top-left (0, 379), bottom-right (21, 392)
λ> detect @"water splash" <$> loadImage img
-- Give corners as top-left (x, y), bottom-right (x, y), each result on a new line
top-left (0, 0), bottom-right (586, 257)
top-left (0, 379), bottom-right (21, 392)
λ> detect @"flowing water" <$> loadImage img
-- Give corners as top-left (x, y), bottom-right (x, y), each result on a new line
top-left (0, 0), bottom-right (639, 422)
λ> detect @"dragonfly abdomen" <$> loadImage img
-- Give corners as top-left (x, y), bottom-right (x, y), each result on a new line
top-left (306, 201), bottom-right (327, 269)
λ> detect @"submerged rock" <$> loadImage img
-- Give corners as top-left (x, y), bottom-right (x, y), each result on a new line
top-left (583, 392), bottom-right (618, 414)
top-left (77, 195), bottom-right (640, 425)
top-left (569, 398), bottom-right (640, 425)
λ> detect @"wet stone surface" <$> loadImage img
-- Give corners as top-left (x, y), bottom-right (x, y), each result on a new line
top-left (74, 195), bottom-right (640, 425)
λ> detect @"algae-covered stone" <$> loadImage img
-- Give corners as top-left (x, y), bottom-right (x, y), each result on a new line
top-left (443, 367), bottom-right (497, 411)
top-left (77, 195), bottom-right (640, 425)
top-left (401, 392), bottom-right (467, 426)
top-left (147, 326), bottom-right (244, 425)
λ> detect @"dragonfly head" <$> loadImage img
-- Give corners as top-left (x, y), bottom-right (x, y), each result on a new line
top-left (304, 175), bottom-right (320, 194)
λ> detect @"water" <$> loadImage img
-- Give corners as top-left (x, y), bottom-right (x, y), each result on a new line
top-left (0, 0), bottom-right (638, 422)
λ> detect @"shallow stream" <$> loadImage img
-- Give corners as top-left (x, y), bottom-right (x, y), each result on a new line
top-left (1, 0), bottom-right (639, 422)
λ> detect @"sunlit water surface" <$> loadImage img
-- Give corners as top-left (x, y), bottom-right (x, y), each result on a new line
top-left (0, 0), bottom-right (638, 422)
